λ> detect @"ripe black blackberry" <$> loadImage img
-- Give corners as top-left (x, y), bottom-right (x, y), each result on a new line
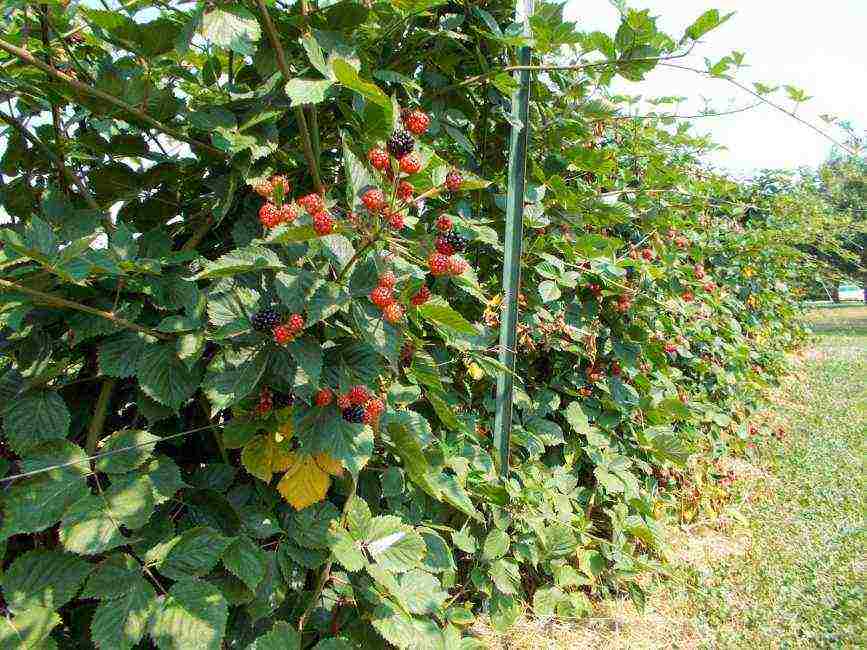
top-left (442, 231), bottom-right (468, 253)
top-left (342, 405), bottom-right (365, 423)
top-left (251, 307), bottom-right (282, 331)
top-left (387, 130), bottom-right (414, 158)
top-left (272, 392), bottom-right (294, 409)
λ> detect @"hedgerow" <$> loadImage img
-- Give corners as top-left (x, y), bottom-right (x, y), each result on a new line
top-left (0, 2), bottom-right (844, 649)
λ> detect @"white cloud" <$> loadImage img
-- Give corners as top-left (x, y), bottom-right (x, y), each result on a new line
top-left (564, 0), bottom-right (867, 173)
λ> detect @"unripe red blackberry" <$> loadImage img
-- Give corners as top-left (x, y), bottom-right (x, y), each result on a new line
top-left (369, 286), bottom-right (394, 309)
top-left (682, 291), bottom-right (694, 302)
top-left (387, 130), bottom-right (414, 158)
top-left (402, 108), bottom-right (430, 135)
top-left (693, 264), bottom-right (706, 279)
top-left (399, 153), bottom-right (421, 174)
top-left (253, 179), bottom-right (273, 198)
top-left (410, 285), bottom-right (431, 306)
top-left (703, 282), bottom-right (716, 292)
top-left (428, 253), bottom-right (449, 276)
top-left (436, 215), bottom-right (453, 232)
top-left (364, 397), bottom-right (385, 424)
top-left (337, 394), bottom-right (352, 410)
top-left (348, 385), bottom-right (371, 406)
top-left (378, 271), bottom-right (397, 289)
top-left (259, 203), bottom-right (282, 228)
top-left (387, 211), bottom-right (405, 230)
top-left (273, 324), bottom-right (294, 345)
top-left (383, 303), bottom-right (404, 324)
top-left (298, 193), bottom-right (324, 214)
top-left (641, 248), bottom-right (655, 261)
top-left (396, 180), bottom-right (414, 201)
top-left (445, 169), bottom-right (462, 192)
top-left (251, 307), bottom-right (282, 331)
top-left (368, 147), bottom-right (389, 170)
top-left (435, 235), bottom-right (455, 256)
top-left (362, 188), bottom-right (387, 212)
top-left (312, 210), bottom-right (334, 235)
top-left (278, 204), bottom-right (298, 224)
top-left (314, 388), bottom-right (333, 407)
top-left (287, 313), bottom-right (305, 333)
top-left (447, 257), bottom-right (468, 276)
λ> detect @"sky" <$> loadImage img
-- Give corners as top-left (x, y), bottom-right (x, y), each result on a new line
top-left (564, 0), bottom-right (867, 174)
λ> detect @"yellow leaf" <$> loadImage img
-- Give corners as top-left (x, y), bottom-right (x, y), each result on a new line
top-left (241, 432), bottom-right (295, 481)
top-left (313, 452), bottom-right (344, 477)
top-left (273, 411), bottom-right (294, 443)
top-left (277, 453), bottom-right (332, 510)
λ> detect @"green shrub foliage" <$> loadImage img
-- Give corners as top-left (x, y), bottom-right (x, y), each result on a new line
top-left (0, 2), bottom-right (825, 648)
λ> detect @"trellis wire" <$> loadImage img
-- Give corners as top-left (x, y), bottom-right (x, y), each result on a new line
top-left (0, 423), bottom-right (219, 485)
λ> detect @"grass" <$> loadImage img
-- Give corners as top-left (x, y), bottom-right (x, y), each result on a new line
top-left (476, 305), bottom-right (867, 649)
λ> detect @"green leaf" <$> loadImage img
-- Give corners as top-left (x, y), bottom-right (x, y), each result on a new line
top-left (0, 441), bottom-right (90, 540)
top-left (289, 501), bottom-right (340, 550)
top-left (433, 473), bottom-right (483, 522)
top-left (366, 516), bottom-right (426, 573)
top-left (150, 579), bottom-right (228, 650)
top-left (327, 527), bottom-right (366, 572)
top-left (98, 332), bottom-right (152, 378)
top-left (94, 429), bottom-right (160, 474)
top-left (82, 554), bottom-right (140, 600)
top-left (418, 299), bottom-right (478, 336)
top-left (1, 550), bottom-right (92, 612)
top-left (482, 529), bottom-right (509, 561)
top-left (0, 606), bottom-right (61, 650)
top-left (247, 621), bottom-right (301, 650)
top-left (157, 526), bottom-right (232, 581)
top-left (333, 58), bottom-right (391, 112)
top-left (294, 405), bottom-right (373, 476)
top-left (194, 246), bottom-right (283, 279)
top-left (203, 350), bottom-right (269, 413)
top-left (684, 9), bottom-right (734, 41)
top-left (371, 601), bottom-right (445, 650)
top-left (538, 280), bottom-right (561, 302)
top-left (532, 586), bottom-right (566, 618)
top-left (91, 578), bottom-right (155, 650)
top-left (285, 78), bottom-right (334, 105)
top-left (381, 411), bottom-right (440, 499)
top-left (307, 282), bottom-right (351, 325)
top-left (394, 569), bottom-right (448, 614)
top-left (565, 401), bottom-right (591, 436)
top-left (200, 5), bottom-right (261, 55)
top-left (138, 343), bottom-right (201, 410)
top-left (2, 390), bottom-right (70, 454)
top-left (223, 536), bottom-right (268, 592)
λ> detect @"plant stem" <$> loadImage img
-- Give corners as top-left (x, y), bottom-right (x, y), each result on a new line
top-left (199, 394), bottom-right (229, 464)
top-left (0, 278), bottom-right (173, 340)
top-left (337, 231), bottom-right (380, 283)
top-left (254, 0), bottom-right (323, 193)
top-left (298, 475), bottom-right (358, 633)
top-left (86, 378), bottom-right (116, 458)
top-left (0, 38), bottom-right (224, 158)
top-left (38, 4), bottom-right (68, 194)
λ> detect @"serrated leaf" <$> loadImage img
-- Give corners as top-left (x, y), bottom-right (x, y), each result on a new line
top-left (98, 332), bottom-right (152, 378)
top-left (294, 405), bottom-right (373, 476)
top-left (394, 569), bottom-right (448, 614)
top-left (327, 526), bottom-right (366, 572)
top-left (150, 579), bottom-right (228, 650)
top-left (203, 350), bottom-right (269, 412)
top-left (223, 536), bottom-right (268, 592)
top-left (276, 452), bottom-right (334, 510)
top-left (138, 344), bottom-right (201, 410)
top-left (482, 529), bottom-right (510, 561)
top-left (91, 578), bottom-right (155, 650)
top-left (371, 602), bottom-right (444, 650)
top-left (0, 606), bottom-right (61, 650)
top-left (241, 433), bottom-right (293, 483)
top-left (342, 137), bottom-right (375, 214)
top-left (365, 516), bottom-right (425, 573)
top-left (418, 299), bottom-right (478, 336)
top-left (285, 78), bottom-right (334, 105)
top-left (247, 621), bottom-right (301, 650)
top-left (200, 5), bottom-right (261, 55)
top-left (0, 441), bottom-right (89, 540)
top-left (381, 411), bottom-right (440, 499)
top-left (289, 501), bottom-right (339, 550)
top-left (2, 390), bottom-right (70, 454)
top-left (684, 9), bottom-right (734, 40)
top-left (82, 554), bottom-right (140, 600)
top-left (156, 526), bottom-right (231, 581)
top-left (193, 245), bottom-right (283, 279)
top-left (1, 550), bottom-right (91, 612)
top-left (94, 429), bottom-right (160, 474)
top-left (333, 58), bottom-right (391, 111)
top-left (565, 402), bottom-right (591, 435)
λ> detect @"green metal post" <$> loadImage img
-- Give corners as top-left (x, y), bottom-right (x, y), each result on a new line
top-left (493, 0), bottom-right (534, 478)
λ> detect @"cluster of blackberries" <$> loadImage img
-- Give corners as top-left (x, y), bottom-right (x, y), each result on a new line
top-left (251, 307), bottom-right (282, 331)
top-left (435, 231), bottom-right (468, 256)
top-left (256, 387), bottom-right (293, 416)
top-left (387, 130), bottom-right (415, 158)
top-left (317, 384), bottom-right (386, 425)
